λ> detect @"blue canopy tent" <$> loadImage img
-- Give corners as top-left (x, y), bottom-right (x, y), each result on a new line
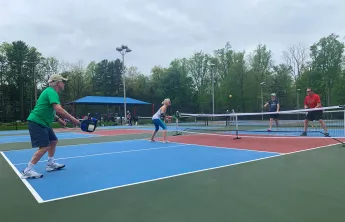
top-left (67, 96), bottom-right (151, 106)
top-left (65, 96), bottom-right (153, 123)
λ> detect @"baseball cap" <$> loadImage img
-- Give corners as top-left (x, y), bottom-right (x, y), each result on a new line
top-left (271, 93), bottom-right (276, 96)
top-left (48, 74), bottom-right (68, 83)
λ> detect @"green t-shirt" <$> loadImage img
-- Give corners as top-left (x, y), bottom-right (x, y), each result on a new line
top-left (27, 87), bottom-right (60, 128)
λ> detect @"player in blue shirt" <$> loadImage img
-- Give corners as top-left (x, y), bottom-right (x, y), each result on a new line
top-left (263, 93), bottom-right (280, 131)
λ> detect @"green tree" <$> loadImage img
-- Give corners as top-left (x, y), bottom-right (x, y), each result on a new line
top-left (310, 33), bottom-right (345, 106)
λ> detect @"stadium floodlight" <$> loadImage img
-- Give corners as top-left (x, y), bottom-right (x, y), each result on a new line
top-left (116, 45), bottom-right (132, 124)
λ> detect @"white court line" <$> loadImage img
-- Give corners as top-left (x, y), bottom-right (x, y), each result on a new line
top-left (1, 152), bottom-right (44, 203)
top-left (12, 144), bottom-right (190, 166)
top-left (162, 140), bottom-right (281, 154)
top-left (176, 130), bottom-right (345, 139)
top-left (234, 135), bottom-right (345, 139)
top-left (0, 137), bottom-right (151, 152)
top-left (41, 142), bottom-right (341, 204)
top-left (0, 134), bottom-right (98, 145)
top-left (0, 131), bottom-right (153, 151)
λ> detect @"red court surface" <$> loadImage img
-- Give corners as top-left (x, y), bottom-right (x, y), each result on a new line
top-left (161, 134), bottom-right (344, 153)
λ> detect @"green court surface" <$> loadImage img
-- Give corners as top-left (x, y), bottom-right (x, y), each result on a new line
top-left (1, 127), bottom-right (345, 222)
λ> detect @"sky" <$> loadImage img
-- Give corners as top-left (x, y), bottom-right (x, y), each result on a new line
top-left (1, 0), bottom-right (344, 75)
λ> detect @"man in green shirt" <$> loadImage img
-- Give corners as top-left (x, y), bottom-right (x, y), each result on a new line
top-left (22, 74), bottom-right (80, 179)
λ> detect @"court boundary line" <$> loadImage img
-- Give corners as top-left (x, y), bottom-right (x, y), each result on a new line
top-left (0, 133), bottom-right (100, 145)
top-left (89, 132), bottom-right (151, 136)
top-left (11, 144), bottom-right (190, 166)
top-left (0, 152), bottom-right (44, 203)
top-left (0, 136), bottom-right (153, 152)
top-left (176, 130), bottom-right (345, 139)
top-left (160, 140), bottom-right (289, 154)
top-left (0, 131), bottom-right (154, 146)
top-left (40, 141), bottom-right (340, 204)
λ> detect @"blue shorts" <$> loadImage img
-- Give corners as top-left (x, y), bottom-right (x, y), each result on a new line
top-left (28, 120), bottom-right (58, 148)
top-left (152, 118), bottom-right (167, 131)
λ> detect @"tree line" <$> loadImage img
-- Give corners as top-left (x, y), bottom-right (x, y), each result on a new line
top-left (0, 33), bottom-right (344, 122)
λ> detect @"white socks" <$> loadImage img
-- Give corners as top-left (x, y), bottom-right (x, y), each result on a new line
top-left (24, 157), bottom-right (54, 173)
top-left (24, 162), bottom-right (35, 173)
top-left (48, 156), bottom-right (54, 165)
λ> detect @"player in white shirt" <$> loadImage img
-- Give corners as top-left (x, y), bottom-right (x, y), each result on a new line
top-left (150, 98), bottom-right (171, 143)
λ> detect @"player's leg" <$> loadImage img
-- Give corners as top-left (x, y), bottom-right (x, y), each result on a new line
top-left (268, 113), bottom-right (274, 131)
top-left (158, 119), bottom-right (168, 143)
top-left (150, 120), bottom-right (159, 141)
top-left (273, 114), bottom-right (279, 130)
top-left (301, 112), bottom-right (312, 136)
top-left (46, 128), bottom-right (65, 172)
top-left (318, 119), bottom-right (329, 136)
top-left (22, 121), bottom-right (50, 179)
top-left (317, 111), bottom-right (329, 136)
top-left (268, 117), bottom-right (273, 131)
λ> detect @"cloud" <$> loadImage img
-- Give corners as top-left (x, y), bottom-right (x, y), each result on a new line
top-left (1, 0), bottom-right (344, 74)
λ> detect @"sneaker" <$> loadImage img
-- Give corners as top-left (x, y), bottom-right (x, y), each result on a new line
top-left (46, 162), bottom-right (65, 172)
top-left (300, 132), bottom-right (307, 136)
top-left (21, 169), bottom-right (43, 179)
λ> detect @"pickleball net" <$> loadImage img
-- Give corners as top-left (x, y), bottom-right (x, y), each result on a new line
top-left (173, 106), bottom-right (345, 140)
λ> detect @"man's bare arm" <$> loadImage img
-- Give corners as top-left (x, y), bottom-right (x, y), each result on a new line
top-left (53, 104), bottom-right (80, 125)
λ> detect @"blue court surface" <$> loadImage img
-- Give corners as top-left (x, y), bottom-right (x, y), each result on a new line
top-left (2, 139), bottom-right (280, 203)
top-left (0, 129), bottom-right (31, 135)
top-left (0, 132), bottom-right (99, 144)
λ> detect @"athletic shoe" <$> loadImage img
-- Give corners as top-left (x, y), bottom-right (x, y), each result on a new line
top-left (46, 162), bottom-right (65, 172)
top-left (300, 132), bottom-right (307, 136)
top-left (21, 169), bottom-right (43, 179)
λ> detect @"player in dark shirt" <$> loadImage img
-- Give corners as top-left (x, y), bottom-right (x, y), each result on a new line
top-left (263, 93), bottom-right (280, 131)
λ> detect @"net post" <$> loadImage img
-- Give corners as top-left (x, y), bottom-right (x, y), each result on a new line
top-left (175, 113), bottom-right (178, 135)
top-left (233, 114), bottom-right (241, 140)
top-left (173, 111), bottom-right (181, 136)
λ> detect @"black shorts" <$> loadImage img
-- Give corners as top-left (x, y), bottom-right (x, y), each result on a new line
top-left (269, 114), bottom-right (279, 119)
top-left (305, 110), bottom-right (323, 121)
top-left (28, 120), bottom-right (58, 148)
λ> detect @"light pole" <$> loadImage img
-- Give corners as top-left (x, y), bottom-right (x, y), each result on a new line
top-left (296, 88), bottom-right (301, 120)
top-left (296, 88), bottom-right (300, 109)
top-left (260, 82), bottom-right (265, 120)
top-left (209, 62), bottom-right (216, 121)
top-left (116, 45), bottom-right (132, 124)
